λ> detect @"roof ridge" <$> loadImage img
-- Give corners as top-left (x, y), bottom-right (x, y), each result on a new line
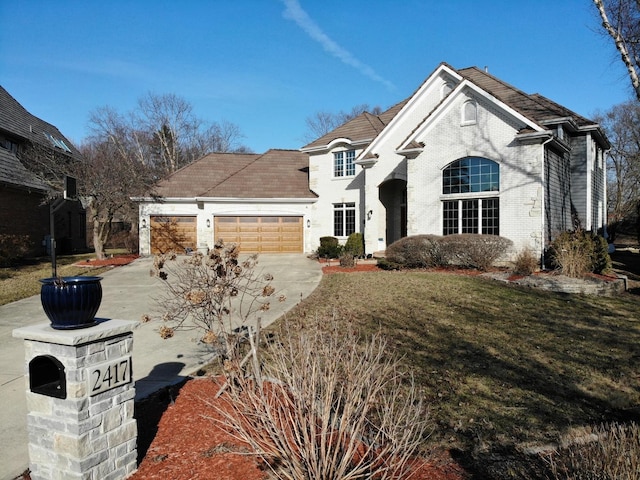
top-left (199, 152), bottom-right (263, 196)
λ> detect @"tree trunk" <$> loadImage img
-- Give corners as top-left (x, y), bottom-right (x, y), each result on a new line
top-left (93, 216), bottom-right (106, 260)
top-left (594, 0), bottom-right (640, 102)
top-left (88, 200), bottom-right (112, 260)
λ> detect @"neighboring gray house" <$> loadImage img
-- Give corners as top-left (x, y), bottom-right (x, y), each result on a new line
top-left (137, 63), bottom-right (609, 260)
top-left (0, 86), bottom-right (86, 256)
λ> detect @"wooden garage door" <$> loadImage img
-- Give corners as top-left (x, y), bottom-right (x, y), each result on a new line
top-left (214, 216), bottom-right (303, 253)
top-left (150, 216), bottom-right (197, 254)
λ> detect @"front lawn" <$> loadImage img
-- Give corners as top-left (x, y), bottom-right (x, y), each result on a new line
top-left (285, 270), bottom-right (640, 476)
top-left (0, 254), bottom-right (113, 305)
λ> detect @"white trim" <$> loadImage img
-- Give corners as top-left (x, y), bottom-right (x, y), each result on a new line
top-left (398, 80), bottom-right (543, 151)
top-left (135, 197), bottom-right (317, 204)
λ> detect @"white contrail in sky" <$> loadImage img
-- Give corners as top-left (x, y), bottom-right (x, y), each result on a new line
top-left (281, 0), bottom-right (395, 91)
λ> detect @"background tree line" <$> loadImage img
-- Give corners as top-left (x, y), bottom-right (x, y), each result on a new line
top-left (594, 0), bottom-right (640, 242)
top-left (75, 93), bottom-right (249, 259)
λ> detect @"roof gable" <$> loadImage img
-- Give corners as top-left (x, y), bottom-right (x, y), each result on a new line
top-left (302, 111), bottom-right (389, 151)
top-left (457, 67), bottom-right (595, 128)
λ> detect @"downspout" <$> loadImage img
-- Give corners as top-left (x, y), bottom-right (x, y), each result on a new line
top-left (540, 135), bottom-right (554, 270)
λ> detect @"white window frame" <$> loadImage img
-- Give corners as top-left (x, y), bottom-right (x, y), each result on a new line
top-left (333, 202), bottom-right (356, 237)
top-left (442, 196), bottom-right (499, 235)
top-left (333, 150), bottom-right (356, 178)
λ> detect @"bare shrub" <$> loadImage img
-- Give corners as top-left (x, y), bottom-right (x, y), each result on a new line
top-left (209, 316), bottom-right (430, 480)
top-left (385, 234), bottom-right (445, 268)
top-left (513, 247), bottom-right (539, 275)
top-left (441, 234), bottom-right (513, 271)
top-left (0, 234), bottom-right (32, 266)
top-left (546, 422), bottom-right (640, 479)
top-left (549, 230), bottom-right (595, 278)
top-left (149, 240), bottom-right (279, 365)
top-left (339, 251), bottom-right (356, 267)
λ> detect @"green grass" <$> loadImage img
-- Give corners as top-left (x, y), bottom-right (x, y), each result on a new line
top-left (0, 254), bottom-right (113, 305)
top-left (285, 271), bottom-right (640, 461)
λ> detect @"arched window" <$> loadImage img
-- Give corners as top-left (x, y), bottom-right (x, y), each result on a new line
top-left (443, 157), bottom-right (499, 194)
top-left (462, 100), bottom-right (477, 124)
top-left (441, 81), bottom-right (454, 98)
top-left (442, 157), bottom-right (500, 235)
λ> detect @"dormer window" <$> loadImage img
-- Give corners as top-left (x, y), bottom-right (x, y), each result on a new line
top-left (333, 150), bottom-right (356, 177)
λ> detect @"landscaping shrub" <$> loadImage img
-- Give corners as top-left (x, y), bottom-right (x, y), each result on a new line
top-left (343, 232), bottom-right (364, 258)
top-left (590, 232), bottom-right (612, 275)
top-left (513, 247), bottom-right (540, 275)
top-left (317, 236), bottom-right (342, 259)
top-left (0, 234), bottom-right (32, 267)
top-left (546, 422), bottom-right (640, 479)
top-left (149, 239), bottom-right (281, 363)
top-left (385, 234), bottom-right (445, 268)
top-left (211, 316), bottom-right (430, 480)
top-left (549, 229), bottom-right (611, 278)
top-left (440, 234), bottom-right (513, 271)
top-left (338, 251), bottom-right (356, 267)
top-left (376, 257), bottom-right (402, 270)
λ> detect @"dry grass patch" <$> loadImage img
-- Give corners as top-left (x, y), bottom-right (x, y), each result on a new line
top-left (284, 271), bottom-right (640, 473)
top-left (0, 254), bottom-right (112, 305)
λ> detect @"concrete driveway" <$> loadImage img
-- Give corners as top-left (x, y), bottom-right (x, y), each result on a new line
top-left (0, 254), bottom-right (322, 480)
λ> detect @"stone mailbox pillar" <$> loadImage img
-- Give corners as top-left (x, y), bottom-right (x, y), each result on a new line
top-left (13, 319), bottom-right (138, 480)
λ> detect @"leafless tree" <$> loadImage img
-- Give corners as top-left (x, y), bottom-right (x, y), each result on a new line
top-left (304, 103), bottom-right (382, 142)
top-left (136, 92), bottom-right (250, 173)
top-left (595, 100), bottom-right (640, 241)
top-left (74, 139), bottom-right (156, 259)
top-left (89, 92), bottom-right (250, 176)
top-left (594, 0), bottom-right (640, 101)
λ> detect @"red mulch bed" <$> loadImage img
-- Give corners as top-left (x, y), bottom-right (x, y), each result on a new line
top-left (74, 254), bottom-right (139, 267)
top-left (130, 377), bottom-right (469, 480)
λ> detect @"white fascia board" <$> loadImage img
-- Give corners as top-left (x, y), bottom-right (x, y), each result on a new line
top-left (515, 130), bottom-right (570, 153)
top-left (301, 137), bottom-right (373, 154)
top-left (398, 80), bottom-right (543, 150)
top-left (194, 197), bottom-right (318, 204)
top-left (540, 117), bottom-right (580, 131)
top-left (359, 64), bottom-right (463, 160)
top-left (131, 197), bottom-right (195, 204)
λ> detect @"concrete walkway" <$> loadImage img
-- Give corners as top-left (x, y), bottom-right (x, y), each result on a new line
top-left (0, 254), bottom-right (322, 480)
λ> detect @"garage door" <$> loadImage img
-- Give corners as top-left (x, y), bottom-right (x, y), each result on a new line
top-left (214, 216), bottom-right (303, 253)
top-left (150, 216), bottom-right (197, 254)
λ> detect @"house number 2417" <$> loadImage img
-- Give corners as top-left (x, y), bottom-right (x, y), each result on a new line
top-left (89, 356), bottom-right (132, 396)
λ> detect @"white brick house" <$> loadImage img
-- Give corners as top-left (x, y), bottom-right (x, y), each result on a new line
top-left (137, 62), bottom-right (609, 260)
top-left (303, 62), bottom-right (608, 259)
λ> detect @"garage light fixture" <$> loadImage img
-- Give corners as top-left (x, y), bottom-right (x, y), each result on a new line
top-left (206, 219), bottom-right (211, 228)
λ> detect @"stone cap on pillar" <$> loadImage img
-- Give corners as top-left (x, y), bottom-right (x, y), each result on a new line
top-left (13, 319), bottom-right (138, 345)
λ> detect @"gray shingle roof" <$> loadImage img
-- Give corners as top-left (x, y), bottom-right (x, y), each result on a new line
top-left (0, 148), bottom-right (48, 192)
top-left (302, 100), bottom-right (408, 150)
top-left (305, 64), bottom-right (599, 155)
top-left (0, 86), bottom-right (81, 157)
top-left (457, 67), bottom-right (596, 127)
top-left (155, 149), bottom-right (317, 199)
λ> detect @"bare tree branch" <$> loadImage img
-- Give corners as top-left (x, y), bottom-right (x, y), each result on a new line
top-left (594, 0), bottom-right (640, 101)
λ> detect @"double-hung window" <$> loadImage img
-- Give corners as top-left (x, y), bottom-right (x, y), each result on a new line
top-left (334, 203), bottom-right (356, 237)
top-left (334, 150), bottom-right (356, 177)
top-left (442, 157), bottom-right (500, 235)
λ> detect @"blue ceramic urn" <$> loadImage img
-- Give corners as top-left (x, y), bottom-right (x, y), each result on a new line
top-left (39, 276), bottom-right (103, 329)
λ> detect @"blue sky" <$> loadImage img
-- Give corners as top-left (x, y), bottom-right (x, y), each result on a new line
top-left (0, 0), bottom-right (633, 153)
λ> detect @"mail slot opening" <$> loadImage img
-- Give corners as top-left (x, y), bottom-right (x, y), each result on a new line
top-left (29, 355), bottom-right (66, 399)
